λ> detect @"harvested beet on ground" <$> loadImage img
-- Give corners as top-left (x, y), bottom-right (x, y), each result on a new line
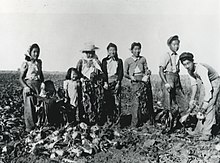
top-left (1, 72), bottom-right (220, 163)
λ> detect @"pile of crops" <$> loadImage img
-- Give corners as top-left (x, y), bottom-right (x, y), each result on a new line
top-left (1, 71), bottom-right (220, 163)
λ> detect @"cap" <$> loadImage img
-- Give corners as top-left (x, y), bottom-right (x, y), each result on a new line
top-left (167, 35), bottom-right (179, 45)
top-left (179, 52), bottom-right (194, 61)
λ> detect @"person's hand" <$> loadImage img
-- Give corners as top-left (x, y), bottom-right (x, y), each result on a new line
top-left (130, 76), bottom-right (136, 81)
top-left (201, 101), bottom-right (209, 113)
top-left (24, 86), bottom-right (31, 94)
top-left (142, 75), bottom-right (149, 82)
top-left (115, 82), bottom-right (120, 91)
top-left (103, 82), bottom-right (108, 90)
top-left (64, 97), bottom-right (68, 103)
top-left (165, 83), bottom-right (172, 92)
top-left (80, 77), bottom-right (85, 82)
top-left (146, 69), bottom-right (151, 76)
top-left (189, 100), bottom-right (196, 109)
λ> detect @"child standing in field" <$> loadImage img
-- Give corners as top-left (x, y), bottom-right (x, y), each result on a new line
top-left (159, 35), bottom-right (187, 132)
top-left (124, 42), bottom-right (154, 127)
top-left (20, 43), bottom-right (44, 132)
top-left (63, 68), bottom-right (81, 123)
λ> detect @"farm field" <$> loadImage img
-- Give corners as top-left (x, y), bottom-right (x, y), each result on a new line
top-left (0, 71), bottom-right (220, 163)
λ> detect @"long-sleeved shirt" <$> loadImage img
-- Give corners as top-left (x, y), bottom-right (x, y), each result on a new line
top-left (124, 56), bottom-right (149, 79)
top-left (189, 63), bottom-right (219, 101)
top-left (102, 57), bottom-right (123, 82)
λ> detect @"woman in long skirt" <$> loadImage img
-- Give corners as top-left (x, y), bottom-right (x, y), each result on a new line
top-left (102, 43), bottom-right (123, 125)
top-left (124, 42), bottom-right (154, 127)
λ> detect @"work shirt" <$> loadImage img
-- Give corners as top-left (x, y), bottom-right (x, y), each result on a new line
top-left (124, 56), bottom-right (149, 79)
top-left (21, 59), bottom-right (42, 81)
top-left (159, 51), bottom-right (179, 73)
top-left (189, 63), bottom-right (219, 101)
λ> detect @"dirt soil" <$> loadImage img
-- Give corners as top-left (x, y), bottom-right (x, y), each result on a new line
top-left (1, 72), bottom-right (220, 163)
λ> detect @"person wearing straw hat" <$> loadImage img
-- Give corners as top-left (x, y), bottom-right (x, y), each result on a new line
top-left (179, 52), bottom-right (220, 141)
top-left (76, 42), bottom-right (107, 125)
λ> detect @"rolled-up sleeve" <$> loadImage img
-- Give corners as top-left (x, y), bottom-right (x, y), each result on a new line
top-left (21, 62), bottom-right (28, 72)
top-left (197, 65), bottom-right (212, 101)
top-left (159, 53), bottom-right (169, 69)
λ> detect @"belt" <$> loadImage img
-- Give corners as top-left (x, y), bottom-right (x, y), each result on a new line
top-left (133, 72), bottom-right (144, 76)
top-left (165, 71), bottom-right (179, 75)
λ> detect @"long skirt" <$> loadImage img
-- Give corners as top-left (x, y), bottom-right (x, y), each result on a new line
top-left (81, 77), bottom-right (105, 125)
top-left (103, 75), bottom-right (122, 124)
top-left (23, 80), bottom-right (41, 131)
top-left (131, 80), bottom-right (154, 127)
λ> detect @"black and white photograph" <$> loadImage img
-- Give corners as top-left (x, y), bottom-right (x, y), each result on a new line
top-left (0, 0), bottom-right (220, 162)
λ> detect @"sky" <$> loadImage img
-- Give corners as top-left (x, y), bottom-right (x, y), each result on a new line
top-left (0, 0), bottom-right (220, 74)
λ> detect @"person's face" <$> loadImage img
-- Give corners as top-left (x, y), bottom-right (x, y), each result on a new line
top-left (169, 40), bottom-right (180, 52)
top-left (70, 71), bottom-right (78, 80)
top-left (182, 60), bottom-right (194, 72)
top-left (131, 46), bottom-right (141, 57)
top-left (85, 51), bottom-right (95, 59)
top-left (30, 48), bottom-right (39, 60)
top-left (108, 47), bottom-right (117, 58)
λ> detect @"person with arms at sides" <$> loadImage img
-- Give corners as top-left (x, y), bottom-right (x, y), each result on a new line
top-left (20, 43), bottom-right (44, 132)
top-left (124, 42), bottom-right (154, 128)
top-left (102, 43), bottom-right (123, 126)
top-left (159, 35), bottom-right (187, 133)
top-left (63, 67), bottom-right (82, 124)
top-left (76, 42), bottom-right (107, 125)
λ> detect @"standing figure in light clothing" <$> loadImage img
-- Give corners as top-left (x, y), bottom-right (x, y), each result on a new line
top-left (102, 43), bottom-right (124, 125)
top-left (63, 67), bottom-right (81, 123)
top-left (159, 35), bottom-right (187, 132)
top-left (76, 42), bottom-right (107, 125)
top-left (179, 52), bottom-right (220, 141)
top-left (20, 43), bottom-right (44, 132)
top-left (124, 42), bottom-right (154, 127)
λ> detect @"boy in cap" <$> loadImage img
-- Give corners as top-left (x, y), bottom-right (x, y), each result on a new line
top-left (179, 52), bottom-right (220, 141)
top-left (159, 35), bottom-right (186, 132)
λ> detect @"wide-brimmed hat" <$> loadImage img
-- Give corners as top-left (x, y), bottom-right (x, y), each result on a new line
top-left (81, 42), bottom-right (99, 52)
top-left (167, 35), bottom-right (179, 45)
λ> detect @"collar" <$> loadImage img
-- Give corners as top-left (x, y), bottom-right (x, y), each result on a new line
top-left (169, 50), bottom-right (178, 56)
top-left (131, 55), bottom-right (141, 61)
top-left (107, 56), bottom-right (116, 61)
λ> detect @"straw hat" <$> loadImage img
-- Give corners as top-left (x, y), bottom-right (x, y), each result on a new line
top-left (81, 42), bottom-right (99, 52)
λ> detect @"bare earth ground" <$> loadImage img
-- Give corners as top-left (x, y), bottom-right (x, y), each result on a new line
top-left (0, 71), bottom-right (220, 163)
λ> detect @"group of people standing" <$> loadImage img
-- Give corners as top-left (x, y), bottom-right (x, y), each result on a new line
top-left (20, 41), bottom-right (154, 132)
top-left (20, 35), bottom-right (220, 141)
